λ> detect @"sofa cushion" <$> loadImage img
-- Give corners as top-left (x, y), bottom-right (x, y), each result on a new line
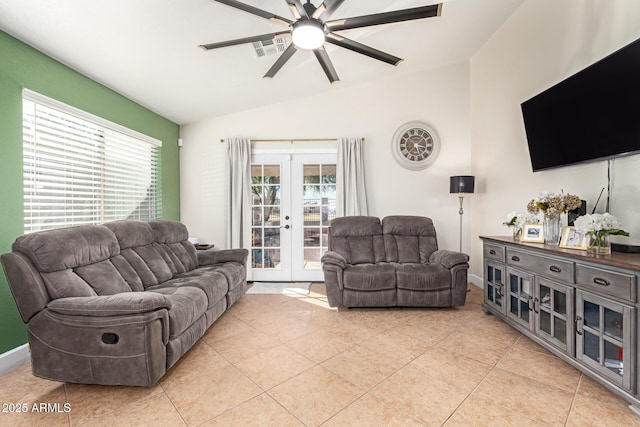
top-left (12, 225), bottom-right (119, 273)
top-left (41, 270), bottom-right (98, 299)
top-left (343, 263), bottom-right (397, 291)
top-left (383, 216), bottom-right (438, 263)
top-left (105, 221), bottom-right (175, 288)
top-left (104, 220), bottom-right (154, 249)
top-left (110, 254), bottom-right (144, 291)
top-left (187, 263), bottom-right (246, 291)
top-left (395, 263), bottom-right (451, 291)
top-left (155, 271), bottom-right (228, 309)
top-left (74, 260), bottom-right (131, 295)
top-left (329, 216), bottom-right (385, 264)
top-left (150, 221), bottom-right (199, 274)
top-left (149, 286), bottom-right (208, 338)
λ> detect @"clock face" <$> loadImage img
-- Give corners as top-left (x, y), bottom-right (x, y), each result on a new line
top-left (391, 121), bottom-right (440, 170)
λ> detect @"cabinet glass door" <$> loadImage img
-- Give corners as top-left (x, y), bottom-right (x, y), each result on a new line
top-left (534, 278), bottom-right (573, 355)
top-left (576, 290), bottom-right (633, 391)
top-left (484, 261), bottom-right (505, 314)
top-left (506, 268), bottom-right (534, 330)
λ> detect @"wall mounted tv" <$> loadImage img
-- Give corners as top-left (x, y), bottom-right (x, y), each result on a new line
top-left (521, 37), bottom-right (640, 172)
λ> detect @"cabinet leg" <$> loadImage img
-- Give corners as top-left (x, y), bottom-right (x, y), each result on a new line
top-left (481, 305), bottom-right (493, 315)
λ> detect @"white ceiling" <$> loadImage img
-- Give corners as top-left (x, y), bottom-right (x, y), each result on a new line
top-left (0, 0), bottom-right (524, 124)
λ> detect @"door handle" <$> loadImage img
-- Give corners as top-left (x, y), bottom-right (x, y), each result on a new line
top-left (575, 316), bottom-right (583, 335)
top-left (280, 225), bottom-right (290, 229)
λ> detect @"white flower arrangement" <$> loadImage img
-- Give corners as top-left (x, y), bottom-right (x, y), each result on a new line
top-left (573, 213), bottom-right (629, 236)
top-left (503, 211), bottom-right (540, 228)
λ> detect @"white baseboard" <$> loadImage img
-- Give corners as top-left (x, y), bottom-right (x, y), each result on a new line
top-left (0, 344), bottom-right (30, 375)
top-left (469, 273), bottom-right (483, 288)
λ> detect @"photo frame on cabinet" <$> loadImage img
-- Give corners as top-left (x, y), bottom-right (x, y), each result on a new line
top-left (521, 224), bottom-right (545, 243)
top-left (559, 226), bottom-right (588, 250)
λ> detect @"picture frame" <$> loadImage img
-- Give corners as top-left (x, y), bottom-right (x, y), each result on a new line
top-left (559, 226), bottom-right (588, 250)
top-left (521, 223), bottom-right (545, 243)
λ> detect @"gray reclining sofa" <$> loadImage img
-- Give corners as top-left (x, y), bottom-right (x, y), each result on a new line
top-left (321, 216), bottom-right (469, 308)
top-left (0, 220), bottom-right (247, 386)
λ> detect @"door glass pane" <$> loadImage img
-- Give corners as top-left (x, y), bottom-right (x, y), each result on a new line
top-left (521, 278), bottom-right (530, 298)
top-left (554, 289), bottom-right (566, 315)
top-left (584, 301), bottom-right (600, 329)
top-left (584, 331), bottom-right (600, 363)
top-left (510, 275), bottom-right (518, 293)
top-left (487, 266), bottom-right (494, 283)
top-left (604, 308), bottom-right (623, 340)
top-left (540, 285), bottom-right (551, 310)
top-left (604, 341), bottom-right (624, 376)
top-left (540, 310), bottom-right (551, 335)
top-left (264, 206), bottom-right (281, 226)
top-left (252, 164), bottom-right (281, 270)
top-left (302, 163), bottom-right (336, 270)
top-left (554, 317), bottom-right (567, 344)
top-left (487, 284), bottom-right (494, 302)
top-left (495, 269), bottom-right (502, 284)
top-left (510, 296), bottom-right (518, 315)
top-left (519, 299), bottom-right (529, 322)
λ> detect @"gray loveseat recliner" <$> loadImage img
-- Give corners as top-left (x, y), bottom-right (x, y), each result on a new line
top-left (321, 216), bottom-right (469, 308)
top-left (0, 220), bottom-right (247, 387)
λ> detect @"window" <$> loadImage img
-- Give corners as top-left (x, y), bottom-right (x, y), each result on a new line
top-left (22, 89), bottom-right (162, 233)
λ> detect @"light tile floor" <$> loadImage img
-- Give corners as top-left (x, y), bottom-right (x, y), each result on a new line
top-left (1, 284), bottom-right (639, 426)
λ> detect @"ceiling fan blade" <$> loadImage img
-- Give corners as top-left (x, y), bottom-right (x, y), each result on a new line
top-left (325, 33), bottom-right (402, 66)
top-left (314, 46), bottom-right (340, 83)
top-left (312, 0), bottom-right (346, 20)
top-left (264, 44), bottom-right (298, 78)
top-left (285, 0), bottom-right (307, 19)
top-left (199, 31), bottom-right (289, 50)
top-left (326, 4), bottom-right (442, 32)
top-left (212, 0), bottom-right (291, 26)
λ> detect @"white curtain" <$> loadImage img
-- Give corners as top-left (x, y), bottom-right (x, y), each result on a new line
top-left (336, 137), bottom-right (368, 216)
top-left (225, 138), bottom-right (252, 253)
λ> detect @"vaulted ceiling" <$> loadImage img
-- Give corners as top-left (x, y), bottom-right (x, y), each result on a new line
top-left (0, 0), bottom-right (524, 124)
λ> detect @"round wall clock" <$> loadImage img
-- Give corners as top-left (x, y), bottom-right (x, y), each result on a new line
top-left (391, 121), bottom-right (440, 170)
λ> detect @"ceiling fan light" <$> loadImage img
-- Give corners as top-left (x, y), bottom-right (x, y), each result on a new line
top-left (291, 19), bottom-right (325, 50)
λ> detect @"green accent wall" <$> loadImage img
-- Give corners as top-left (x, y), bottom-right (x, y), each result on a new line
top-left (0, 31), bottom-right (181, 354)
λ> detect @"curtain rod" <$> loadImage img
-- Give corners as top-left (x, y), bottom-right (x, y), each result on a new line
top-left (219, 137), bottom-right (364, 144)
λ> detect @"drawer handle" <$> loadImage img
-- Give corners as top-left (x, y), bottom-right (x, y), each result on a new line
top-left (549, 265), bottom-right (562, 273)
top-left (593, 277), bottom-right (611, 287)
top-left (489, 250), bottom-right (496, 255)
top-left (511, 255), bottom-right (520, 262)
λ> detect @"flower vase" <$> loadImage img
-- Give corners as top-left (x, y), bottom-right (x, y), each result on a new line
top-left (512, 226), bottom-right (522, 241)
top-left (588, 232), bottom-right (611, 255)
top-left (544, 214), bottom-right (561, 245)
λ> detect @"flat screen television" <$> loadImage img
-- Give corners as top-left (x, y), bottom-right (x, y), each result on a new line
top-left (521, 37), bottom-right (640, 172)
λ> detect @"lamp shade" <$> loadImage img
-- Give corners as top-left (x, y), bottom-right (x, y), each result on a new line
top-left (450, 175), bottom-right (475, 194)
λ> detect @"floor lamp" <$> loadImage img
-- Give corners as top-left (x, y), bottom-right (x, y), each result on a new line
top-left (450, 176), bottom-right (475, 253)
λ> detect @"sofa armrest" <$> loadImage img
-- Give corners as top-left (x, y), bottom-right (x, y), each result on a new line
top-left (429, 250), bottom-right (469, 269)
top-left (321, 251), bottom-right (347, 269)
top-left (47, 292), bottom-right (170, 317)
top-left (198, 248), bottom-right (248, 266)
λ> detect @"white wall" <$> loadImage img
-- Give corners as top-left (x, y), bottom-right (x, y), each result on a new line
top-left (180, 61), bottom-right (472, 253)
top-left (470, 0), bottom-right (640, 277)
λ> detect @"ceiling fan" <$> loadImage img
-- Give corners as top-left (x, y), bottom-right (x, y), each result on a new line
top-left (199, 0), bottom-right (443, 83)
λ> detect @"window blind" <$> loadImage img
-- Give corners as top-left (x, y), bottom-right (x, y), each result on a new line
top-left (22, 90), bottom-right (162, 233)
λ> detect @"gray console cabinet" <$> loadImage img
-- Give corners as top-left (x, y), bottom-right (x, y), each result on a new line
top-left (481, 236), bottom-right (640, 414)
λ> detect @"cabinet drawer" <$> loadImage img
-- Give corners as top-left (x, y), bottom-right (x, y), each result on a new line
top-left (484, 243), bottom-right (505, 262)
top-left (575, 264), bottom-right (635, 302)
top-left (506, 248), bottom-right (574, 283)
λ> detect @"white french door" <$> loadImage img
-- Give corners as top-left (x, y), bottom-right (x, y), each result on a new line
top-left (250, 153), bottom-right (336, 282)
